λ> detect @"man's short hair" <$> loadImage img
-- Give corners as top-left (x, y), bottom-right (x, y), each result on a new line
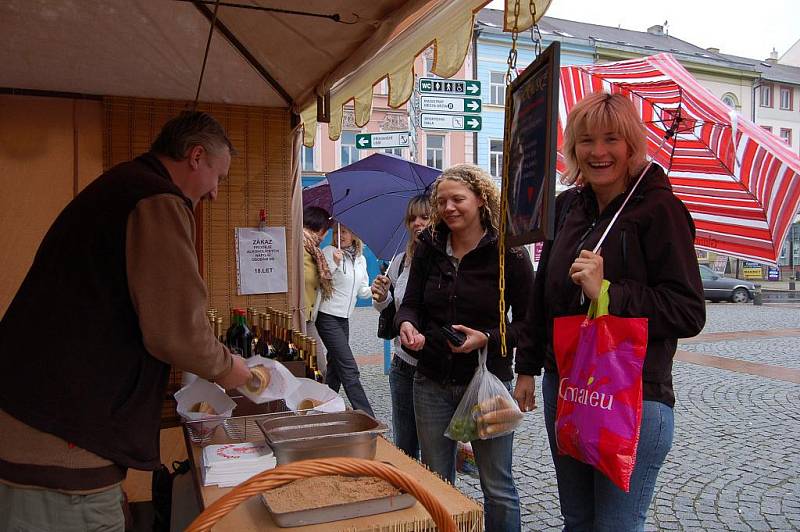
top-left (303, 206), bottom-right (332, 232)
top-left (151, 111), bottom-right (235, 160)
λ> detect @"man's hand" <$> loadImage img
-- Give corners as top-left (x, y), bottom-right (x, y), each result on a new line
top-left (399, 321), bottom-right (425, 351)
top-left (371, 275), bottom-right (390, 302)
top-left (449, 324), bottom-right (489, 353)
top-left (513, 374), bottom-right (537, 412)
top-left (215, 355), bottom-right (251, 390)
top-left (569, 249), bottom-right (604, 300)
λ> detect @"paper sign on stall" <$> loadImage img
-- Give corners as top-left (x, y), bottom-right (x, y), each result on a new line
top-left (235, 227), bottom-right (288, 295)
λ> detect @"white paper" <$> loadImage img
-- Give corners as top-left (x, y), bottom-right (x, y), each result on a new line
top-left (235, 227), bottom-right (288, 295)
top-left (284, 378), bottom-right (346, 413)
top-left (174, 379), bottom-right (237, 439)
top-left (236, 356), bottom-right (301, 404)
top-left (201, 442), bottom-right (277, 487)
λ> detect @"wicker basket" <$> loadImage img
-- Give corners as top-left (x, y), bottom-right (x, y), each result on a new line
top-left (185, 457), bottom-right (457, 531)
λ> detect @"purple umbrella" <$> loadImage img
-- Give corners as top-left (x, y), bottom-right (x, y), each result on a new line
top-left (306, 153), bottom-right (440, 260)
top-left (302, 179), bottom-right (332, 214)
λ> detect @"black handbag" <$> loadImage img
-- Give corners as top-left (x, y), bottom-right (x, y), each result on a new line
top-left (377, 259), bottom-right (404, 340)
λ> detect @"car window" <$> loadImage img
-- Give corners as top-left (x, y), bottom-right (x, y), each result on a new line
top-left (698, 265), bottom-right (714, 280)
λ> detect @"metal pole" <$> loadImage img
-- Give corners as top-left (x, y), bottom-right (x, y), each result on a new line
top-left (789, 224), bottom-right (796, 291)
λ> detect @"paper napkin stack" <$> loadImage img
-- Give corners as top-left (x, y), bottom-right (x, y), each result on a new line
top-left (201, 441), bottom-right (277, 487)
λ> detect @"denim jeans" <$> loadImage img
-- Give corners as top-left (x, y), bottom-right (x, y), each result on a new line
top-left (414, 372), bottom-right (521, 532)
top-left (389, 355), bottom-right (419, 459)
top-left (542, 371), bottom-right (674, 532)
top-left (315, 311), bottom-right (375, 417)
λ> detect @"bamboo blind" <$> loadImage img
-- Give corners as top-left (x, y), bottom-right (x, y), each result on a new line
top-left (103, 97), bottom-right (293, 322)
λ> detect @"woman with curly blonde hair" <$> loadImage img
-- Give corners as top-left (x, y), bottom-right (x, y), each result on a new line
top-left (396, 164), bottom-right (534, 532)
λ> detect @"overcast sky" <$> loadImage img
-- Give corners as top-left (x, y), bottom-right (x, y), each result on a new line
top-left (486, 0), bottom-right (799, 61)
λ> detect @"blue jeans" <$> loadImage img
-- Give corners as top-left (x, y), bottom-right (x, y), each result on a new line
top-left (315, 311), bottom-right (375, 417)
top-left (414, 372), bottom-right (520, 532)
top-left (542, 371), bottom-right (674, 532)
top-left (389, 355), bottom-right (419, 459)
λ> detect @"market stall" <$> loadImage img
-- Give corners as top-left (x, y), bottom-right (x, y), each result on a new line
top-left (0, 0), bottom-right (552, 527)
top-left (178, 409), bottom-right (482, 531)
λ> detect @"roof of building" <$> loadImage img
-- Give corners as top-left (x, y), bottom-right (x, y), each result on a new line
top-left (476, 9), bottom-right (760, 76)
top-left (719, 53), bottom-right (800, 86)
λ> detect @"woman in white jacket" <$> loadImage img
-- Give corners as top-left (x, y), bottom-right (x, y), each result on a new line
top-left (315, 224), bottom-right (375, 416)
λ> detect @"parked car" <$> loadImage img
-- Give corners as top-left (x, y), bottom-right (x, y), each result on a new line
top-left (698, 264), bottom-right (755, 303)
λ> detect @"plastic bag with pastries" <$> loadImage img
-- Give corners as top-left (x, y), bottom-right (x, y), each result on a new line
top-left (445, 346), bottom-right (523, 442)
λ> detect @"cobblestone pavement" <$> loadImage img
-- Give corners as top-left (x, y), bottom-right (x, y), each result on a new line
top-left (341, 303), bottom-right (800, 531)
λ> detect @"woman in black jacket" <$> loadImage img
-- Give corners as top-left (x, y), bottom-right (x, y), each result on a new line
top-left (396, 164), bottom-right (534, 532)
top-left (514, 92), bottom-right (706, 531)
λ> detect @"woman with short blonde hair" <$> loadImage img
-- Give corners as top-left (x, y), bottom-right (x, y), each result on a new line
top-left (515, 91), bottom-right (705, 530)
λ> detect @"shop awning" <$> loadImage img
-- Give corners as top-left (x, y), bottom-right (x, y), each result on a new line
top-left (0, 0), bottom-right (550, 145)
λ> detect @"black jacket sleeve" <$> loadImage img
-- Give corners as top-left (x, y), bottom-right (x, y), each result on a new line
top-left (394, 242), bottom-right (428, 333)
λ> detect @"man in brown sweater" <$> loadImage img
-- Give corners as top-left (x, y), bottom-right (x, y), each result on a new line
top-left (0, 112), bottom-right (251, 531)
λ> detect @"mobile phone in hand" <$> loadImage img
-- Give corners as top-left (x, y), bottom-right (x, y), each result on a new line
top-left (440, 325), bottom-right (467, 347)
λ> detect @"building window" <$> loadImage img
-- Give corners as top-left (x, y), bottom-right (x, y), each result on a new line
top-left (490, 71), bottom-right (506, 106)
top-left (779, 86), bottom-right (793, 110)
top-left (761, 125), bottom-right (773, 133)
top-left (780, 128), bottom-right (792, 144)
top-left (301, 144), bottom-right (315, 171)
top-left (760, 84), bottom-right (773, 108)
top-left (340, 131), bottom-right (360, 167)
top-left (425, 54), bottom-right (438, 77)
top-left (426, 134), bottom-right (445, 170)
top-left (721, 93), bottom-right (739, 109)
top-left (383, 147), bottom-right (405, 158)
top-left (489, 139), bottom-right (503, 178)
top-left (376, 79), bottom-right (389, 95)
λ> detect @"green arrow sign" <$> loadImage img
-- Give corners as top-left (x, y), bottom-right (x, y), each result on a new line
top-left (420, 95), bottom-right (482, 114)
top-left (420, 113), bottom-right (482, 131)
top-left (418, 78), bottom-right (481, 96)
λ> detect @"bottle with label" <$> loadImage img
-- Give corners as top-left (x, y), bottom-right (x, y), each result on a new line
top-left (228, 309), bottom-right (253, 357)
top-left (309, 340), bottom-right (324, 383)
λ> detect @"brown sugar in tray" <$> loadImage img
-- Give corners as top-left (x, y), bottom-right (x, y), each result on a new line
top-left (263, 475), bottom-right (402, 513)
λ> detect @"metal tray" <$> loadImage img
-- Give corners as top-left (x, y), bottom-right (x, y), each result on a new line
top-left (260, 467), bottom-right (416, 528)
top-left (256, 410), bottom-right (387, 464)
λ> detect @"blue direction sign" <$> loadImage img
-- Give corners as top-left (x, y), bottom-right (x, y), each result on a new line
top-left (355, 132), bottom-right (411, 149)
top-left (418, 78), bottom-right (481, 96)
top-left (420, 95), bottom-right (482, 114)
top-left (420, 113), bottom-right (482, 131)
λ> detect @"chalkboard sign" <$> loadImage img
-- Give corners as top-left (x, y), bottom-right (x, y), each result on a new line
top-left (502, 41), bottom-right (560, 246)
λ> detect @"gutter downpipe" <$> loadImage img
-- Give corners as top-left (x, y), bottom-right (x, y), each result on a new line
top-left (472, 25), bottom-right (481, 165)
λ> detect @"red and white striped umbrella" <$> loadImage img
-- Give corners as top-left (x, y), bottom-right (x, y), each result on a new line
top-left (557, 53), bottom-right (800, 265)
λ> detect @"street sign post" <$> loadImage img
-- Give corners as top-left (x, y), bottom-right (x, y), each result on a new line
top-left (420, 113), bottom-right (482, 131)
top-left (354, 131), bottom-right (411, 150)
top-left (418, 78), bottom-right (481, 96)
top-left (419, 95), bottom-right (482, 114)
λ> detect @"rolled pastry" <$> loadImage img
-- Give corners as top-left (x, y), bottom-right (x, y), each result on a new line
top-left (247, 366), bottom-right (271, 395)
top-left (190, 401), bottom-right (217, 415)
top-left (297, 398), bottom-right (323, 410)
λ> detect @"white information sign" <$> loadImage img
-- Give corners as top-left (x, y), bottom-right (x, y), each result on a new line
top-left (235, 227), bottom-right (288, 295)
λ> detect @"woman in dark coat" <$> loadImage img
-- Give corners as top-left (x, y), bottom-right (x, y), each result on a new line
top-left (396, 164), bottom-right (534, 532)
top-left (514, 92), bottom-right (706, 531)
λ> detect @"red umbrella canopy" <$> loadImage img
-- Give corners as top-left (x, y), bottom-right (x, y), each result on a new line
top-left (557, 53), bottom-right (800, 265)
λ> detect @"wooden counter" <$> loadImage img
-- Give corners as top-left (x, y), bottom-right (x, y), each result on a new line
top-left (182, 420), bottom-right (483, 531)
